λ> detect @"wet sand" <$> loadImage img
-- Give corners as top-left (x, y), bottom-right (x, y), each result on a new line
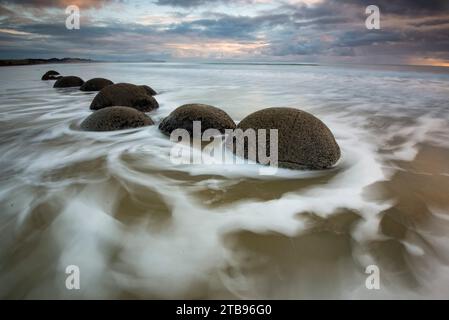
top-left (1, 62), bottom-right (449, 299)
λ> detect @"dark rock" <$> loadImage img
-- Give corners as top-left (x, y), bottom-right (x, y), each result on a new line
top-left (90, 83), bottom-right (159, 112)
top-left (80, 106), bottom-right (154, 132)
top-left (159, 103), bottom-right (236, 136)
top-left (140, 85), bottom-right (157, 96)
top-left (231, 107), bottom-right (340, 170)
top-left (53, 76), bottom-right (84, 88)
top-left (80, 78), bottom-right (114, 92)
top-left (41, 70), bottom-right (60, 80)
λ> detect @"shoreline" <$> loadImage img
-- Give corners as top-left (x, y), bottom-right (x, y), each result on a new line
top-left (0, 58), bottom-right (168, 67)
top-left (0, 58), bottom-right (95, 67)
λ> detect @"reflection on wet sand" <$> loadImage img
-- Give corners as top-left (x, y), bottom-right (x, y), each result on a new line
top-left (216, 143), bottom-right (449, 299)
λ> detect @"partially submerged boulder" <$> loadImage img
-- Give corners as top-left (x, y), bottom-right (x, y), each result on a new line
top-left (90, 83), bottom-right (159, 112)
top-left (159, 103), bottom-right (236, 136)
top-left (140, 85), bottom-right (157, 96)
top-left (80, 106), bottom-right (154, 132)
top-left (53, 76), bottom-right (84, 88)
top-left (41, 70), bottom-right (61, 80)
top-left (231, 107), bottom-right (340, 170)
top-left (80, 78), bottom-right (113, 92)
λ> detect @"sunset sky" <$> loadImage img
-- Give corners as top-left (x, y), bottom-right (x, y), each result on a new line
top-left (0, 0), bottom-right (449, 66)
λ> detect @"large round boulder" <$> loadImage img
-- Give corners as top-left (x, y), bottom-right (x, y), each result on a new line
top-left (80, 106), bottom-right (154, 132)
top-left (90, 83), bottom-right (159, 112)
top-left (231, 107), bottom-right (340, 170)
top-left (80, 78), bottom-right (113, 92)
top-left (53, 76), bottom-right (84, 88)
top-left (41, 70), bottom-right (61, 80)
top-left (159, 103), bottom-right (236, 136)
top-left (140, 85), bottom-right (157, 96)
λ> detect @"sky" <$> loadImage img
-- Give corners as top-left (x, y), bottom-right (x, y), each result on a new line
top-left (0, 0), bottom-right (449, 66)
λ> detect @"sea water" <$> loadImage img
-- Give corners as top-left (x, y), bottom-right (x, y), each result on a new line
top-left (0, 62), bottom-right (448, 299)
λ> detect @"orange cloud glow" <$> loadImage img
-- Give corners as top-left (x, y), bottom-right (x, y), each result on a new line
top-left (408, 57), bottom-right (449, 68)
top-left (166, 40), bottom-right (268, 58)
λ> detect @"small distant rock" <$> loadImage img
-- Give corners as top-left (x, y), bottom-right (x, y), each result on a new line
top-left (231, 107), bottom-right (341, 170)
top-left (53, 76), bottom-right (84, 88)
top-left (80, 78), bottom-right (114, 92)
top-left (90, 83), bottom-right (159, 112)
top-left (80, 106), bottom-right (154, 132)
top-left (41, 70), bottom-right (60, 80)
top-left (159, 103), bottom-right (236, 136)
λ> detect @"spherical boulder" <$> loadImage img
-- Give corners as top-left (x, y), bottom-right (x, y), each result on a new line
top-left (80, 106), bottom-right (154, 132)
top-left (159, 103), bottom-right (236, 136)
top-left (231, 107), bottom-right (340, 170)
top-left (41, 70), bottom-right (61, 80)
top-left (90, 83), bottom-right (159, 112)
top-left (53, 76), bottom-right (84, 88)
top-left (140, 85), bottom-right (157, 96)
top-left (80, 78), bottom-right (114, 92)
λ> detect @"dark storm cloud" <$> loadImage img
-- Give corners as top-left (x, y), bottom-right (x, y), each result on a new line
top-left (167, 13), bottom-right (290, 39)
top-left (410, 18), bottom-right (449, 27)
top-left (0, 3), bottom-right (11, 14)
top-left (0, 20), bottom-right (172, 60)
top-left (1, 0), bottom-right (449, 64)
top-left (335, 0), bottom-right (449, 15)
top-left (336, 30), bottom-right (403, 48)
top-left (155, 0), bottom-right (210, 7)
top-left (405, 27), bottom-right (449, 53)
top-left (0, 0), bottom-right (118, 9)
top-left (256, 0), bottom-right (449, 59)
top-left (155, 0), bottom-right (449, 15)
top-left (292, 16), bottom-right (349, 28)
top-left (286, 2), bottom-right (341, 19)
top-left (155, 0), bottom-right (245, 8)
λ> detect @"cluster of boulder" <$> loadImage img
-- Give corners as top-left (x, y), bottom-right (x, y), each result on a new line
top-left (41, 70), bottom-right (340, 170)
top-left (159, 104), bottom-right (340, 169)
top-left (42, 70), bottom-right (113, 91)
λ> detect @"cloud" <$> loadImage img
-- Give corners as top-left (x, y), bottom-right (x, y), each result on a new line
top-left (0, 27), bottom-right (33, 35)
top-left (0, 0), bottom-right (118, 9)
top-left (154, 0), bottom-right (253, 8)
top-left (410, 17), bottom-right (449, 28)
top-left (166, 13), bottom-right (291, 40)
top-left (166, 39), bottom-right (268, 58)
top-left (335, 0), bottom-right (449, 16)
top-left (155, 0), bottom-right (212, 7)
top-left (0, 0), bottom-right (449, 65)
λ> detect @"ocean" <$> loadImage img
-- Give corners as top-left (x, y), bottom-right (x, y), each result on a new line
top-left (0, 62), bottom-right (449, 299)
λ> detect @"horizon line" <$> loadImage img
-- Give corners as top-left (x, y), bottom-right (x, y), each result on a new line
top-left (1, 57), bottom-right (449, 69)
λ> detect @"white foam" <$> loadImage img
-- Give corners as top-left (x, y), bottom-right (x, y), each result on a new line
top-left (1, 63), bottom-right (449, 298)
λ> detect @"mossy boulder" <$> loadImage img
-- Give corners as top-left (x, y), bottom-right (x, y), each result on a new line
top-left (53, 76), bottom-right (84, 88)
top-left (231, 107), bottom-right (340, 170)
top-left (41, 70), bottom-right (61, 80)
top-left (159, 103), bottom-right (236, 136)
top-left (90, 83), bottom-right (159, 112)
top-left (80, 78), bottom-right (113, 92)
top-left (80, 106), bottom-right (154, 132)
